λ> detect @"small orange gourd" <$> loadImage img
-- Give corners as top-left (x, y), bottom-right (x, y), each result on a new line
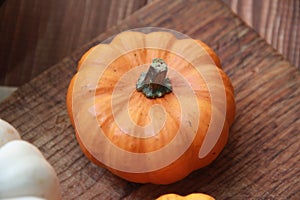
top-left (67, 30), bottom-right (235, 184)
top-left (156, 193), bottom-right (215, 200)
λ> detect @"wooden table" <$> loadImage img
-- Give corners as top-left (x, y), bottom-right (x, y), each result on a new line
top-left (1, 0), bottom-right (299, 199)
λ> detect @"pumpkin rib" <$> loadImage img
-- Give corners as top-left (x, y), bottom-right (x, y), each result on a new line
top-left (216, 68), bottom-right (236, 126)
top-left (195, 40), bottom-right (221, 68)
top-left (71, 114), bottom-right (229, 184)
top-left (92, 48), bottom-right (207, 154)
top-left (66, 74), bottom-right (76, 126)
top-left (77, 46), bottom-right (96, 70)
top-left (70, 86), bottom-right (229, 184)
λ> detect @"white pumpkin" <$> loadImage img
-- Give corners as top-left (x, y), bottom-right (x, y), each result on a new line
top-left (0, 119), bottom-right (21, 146)
top-left (0, 119), bottom-right (61, 200)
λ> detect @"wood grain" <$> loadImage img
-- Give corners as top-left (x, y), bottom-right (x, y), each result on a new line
top-left (1, 0), bottom-right (298, 87)
top-left (0, 0), bottom-right (300, 199)
top-left (0, 0), bottom-right (147, 86)
top-left (223, 0), bottom-right (300, 68)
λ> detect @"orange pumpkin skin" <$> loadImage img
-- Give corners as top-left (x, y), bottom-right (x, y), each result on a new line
top-left (156, 193), bottom-right (215, 200)
top-left (66, 31), bottom-right (235, 184)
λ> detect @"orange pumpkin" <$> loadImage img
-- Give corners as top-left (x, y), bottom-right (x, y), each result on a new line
top-left (67, 31), bottom-right (235, 184)
top-left (156, 193), bottom-right (215, 200)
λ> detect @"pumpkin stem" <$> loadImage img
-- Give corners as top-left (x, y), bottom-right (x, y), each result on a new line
top-left (136, 58), bottom-right (172, 98)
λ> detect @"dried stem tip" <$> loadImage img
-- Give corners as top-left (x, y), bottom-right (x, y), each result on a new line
top-left (136, 58), bottom-right (172, 98)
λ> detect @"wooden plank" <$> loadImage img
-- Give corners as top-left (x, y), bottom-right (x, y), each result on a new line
top-left (0, 0), bottom-right (147, 86)
top-left (1, 0), bottom-right (298, 87)
top-left (0, 0), bottom-right (299, 199)
top-left (223, 0), bottom-right (300, 68)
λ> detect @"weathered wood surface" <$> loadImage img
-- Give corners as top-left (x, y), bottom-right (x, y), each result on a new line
top-left (1, 0), bottom-right (299, 86)
top-left (223, 0), bottom-right (300, 69)
top-left (0, 0), bottom-right (300, 199)
top-left (0, 0), bottom-right (147, 85)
